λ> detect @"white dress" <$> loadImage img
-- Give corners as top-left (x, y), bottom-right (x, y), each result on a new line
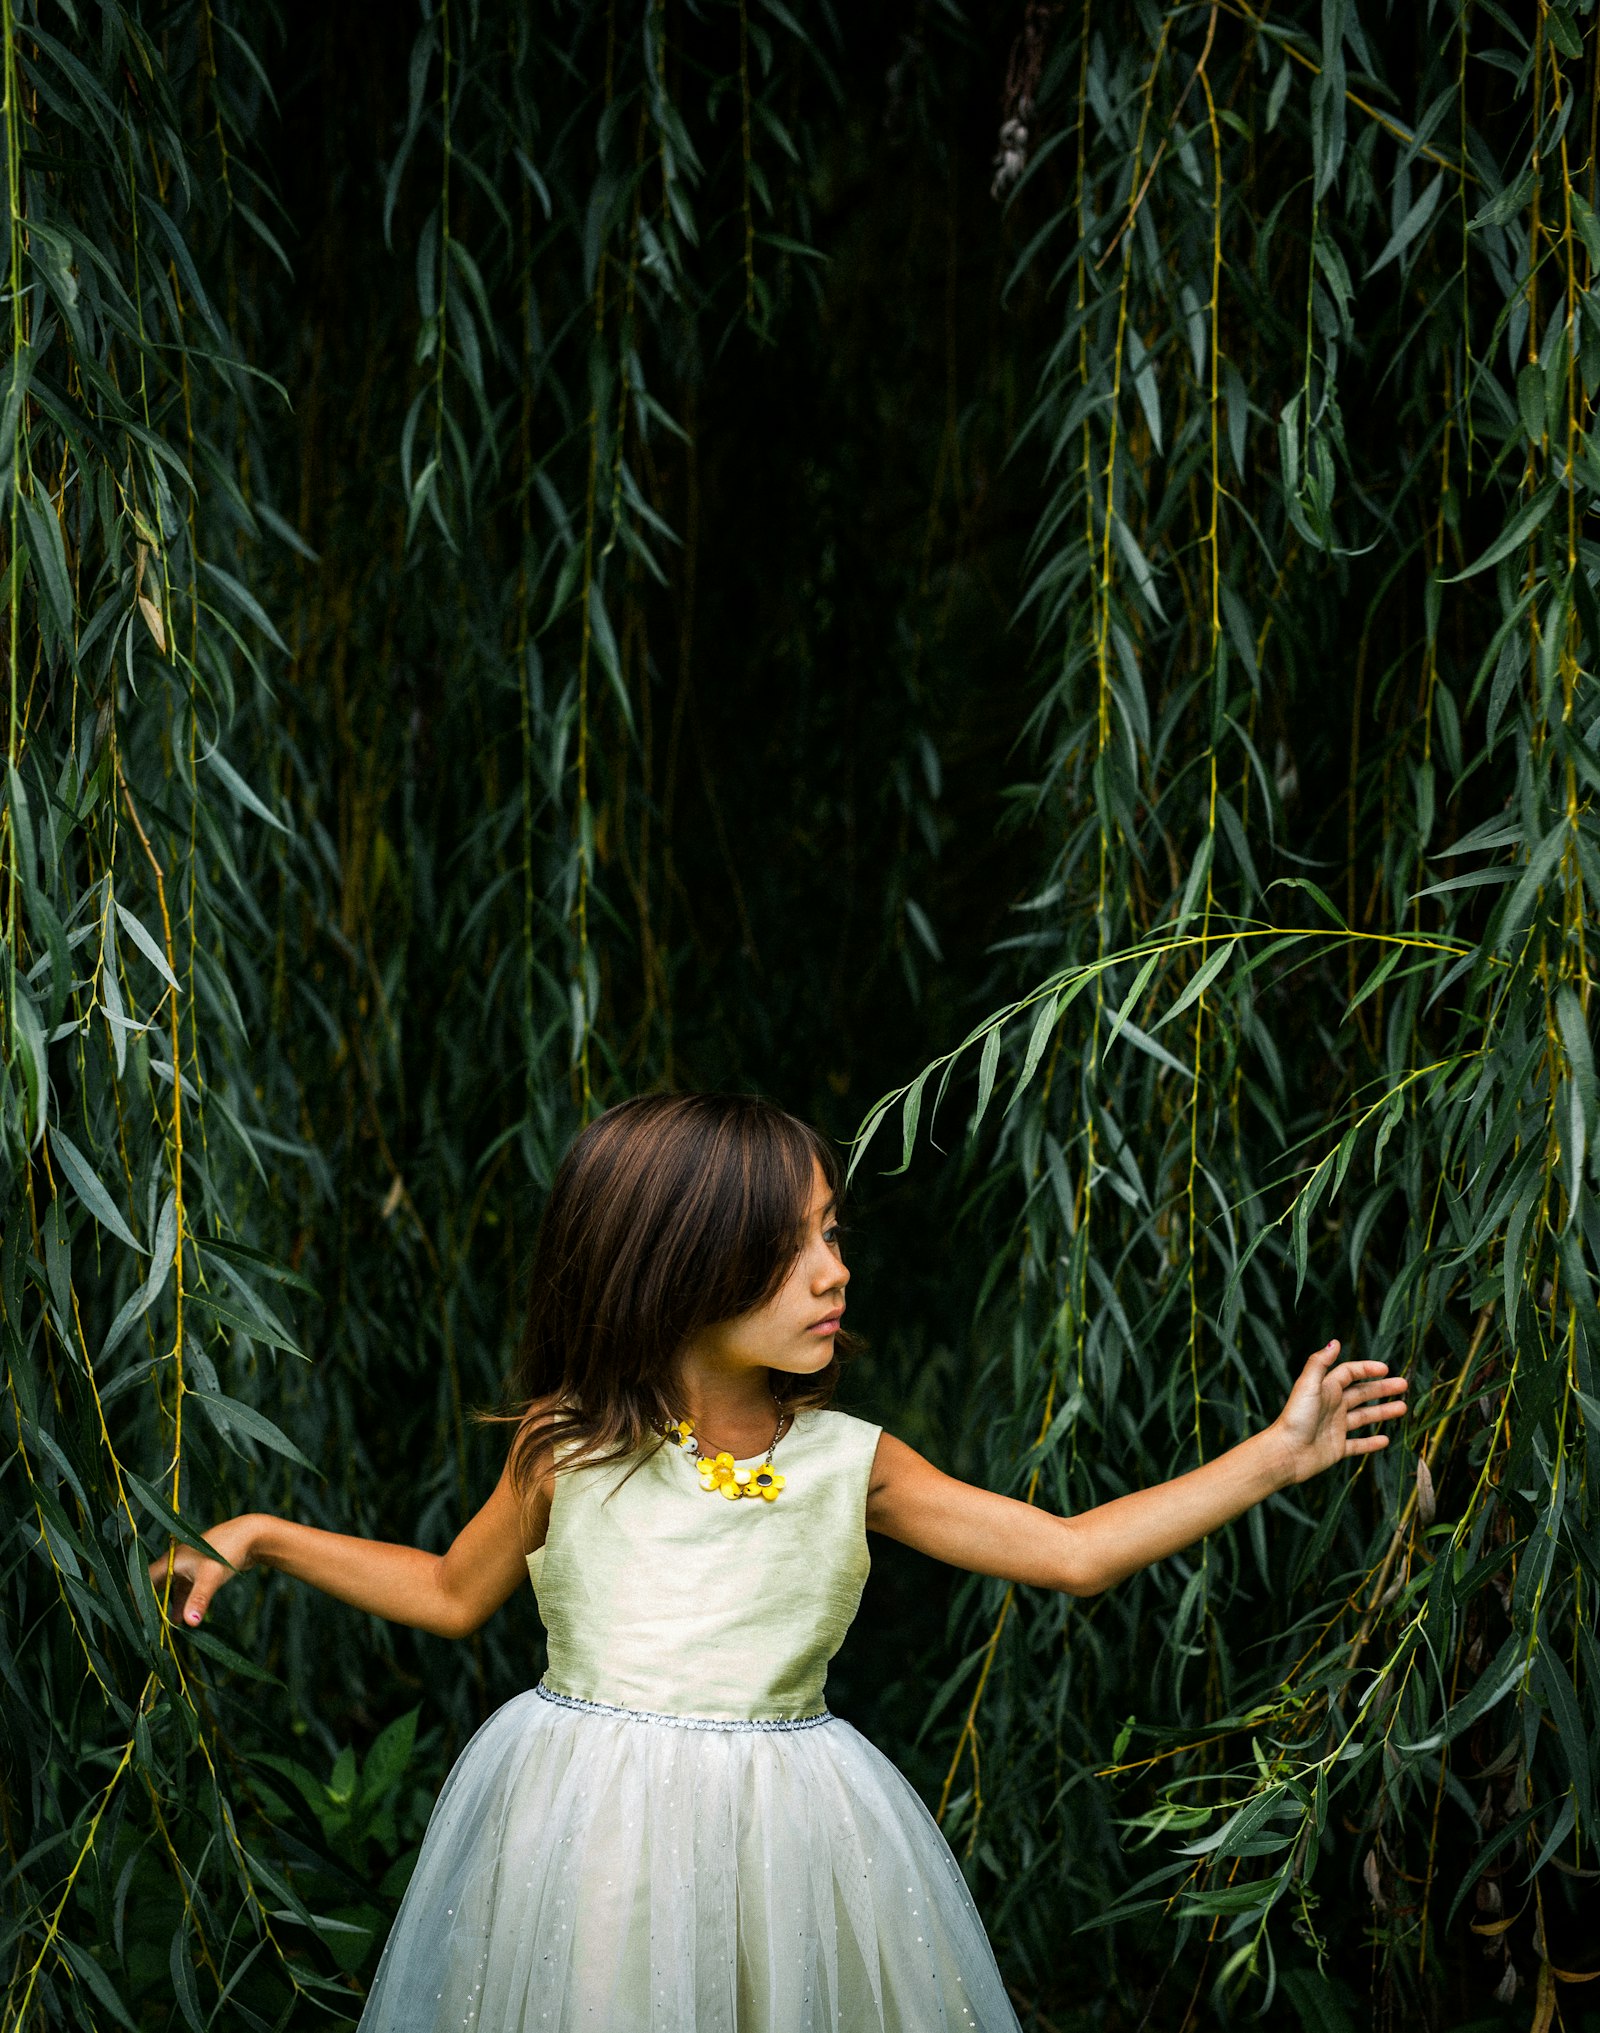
top-left (356, 1408), bottom-right (1022, 2031)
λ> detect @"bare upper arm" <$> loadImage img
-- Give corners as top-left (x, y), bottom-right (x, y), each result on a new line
top-left (434, 1417), bottom-right (556, 1635)
top-left (865, 1430), bottom-right (1095, 1594)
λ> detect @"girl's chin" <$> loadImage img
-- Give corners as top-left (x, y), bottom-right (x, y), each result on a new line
top-left (768, 1343), bottom-right (837, 1376)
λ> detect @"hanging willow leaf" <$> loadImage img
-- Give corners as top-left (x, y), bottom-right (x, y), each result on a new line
top-left (189, 1388), bottom-right (317, 1472)
top-left (49, 1127), bottom-right (144, 1253)
top-left (18, 488), bottom-right (73, 642)
top-left (1444, 481), bottom-right (1558, 581)
top-left (202, 744), bottom-right (290, 833)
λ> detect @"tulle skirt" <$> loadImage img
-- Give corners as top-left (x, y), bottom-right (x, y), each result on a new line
top-left (356, 1684), bottom-right (1021, 2033)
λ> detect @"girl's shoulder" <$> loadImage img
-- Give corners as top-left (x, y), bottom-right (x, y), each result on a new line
top-left (790, 1404), bottom-right (884, 1458)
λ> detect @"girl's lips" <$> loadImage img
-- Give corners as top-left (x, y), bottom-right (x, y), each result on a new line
top-left (808, 1314), bottom-right (844, 1334)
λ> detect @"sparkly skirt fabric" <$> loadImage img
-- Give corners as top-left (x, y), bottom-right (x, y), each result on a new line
top-left (355, 1684), bottom-right (1021, 2033)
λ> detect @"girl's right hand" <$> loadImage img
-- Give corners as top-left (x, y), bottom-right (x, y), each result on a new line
top-left (147, 1514), bottom-right (262, 1627)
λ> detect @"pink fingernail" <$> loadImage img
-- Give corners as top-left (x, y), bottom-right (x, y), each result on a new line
top-left (186, 1609), bottom-right (200, 1624)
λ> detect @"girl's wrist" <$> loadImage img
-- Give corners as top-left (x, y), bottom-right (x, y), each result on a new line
top-left (238, 1512), bottom-right (278, 1571)
top-left (1254, 1421), bottom-right (1302, 1491)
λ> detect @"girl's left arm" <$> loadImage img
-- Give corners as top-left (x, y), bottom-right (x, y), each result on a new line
top-left (866, 1338), bottom-right (1407, 1596)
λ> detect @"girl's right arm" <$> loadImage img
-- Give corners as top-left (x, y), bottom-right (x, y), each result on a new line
top-left (148, 1449), bottom-right (549, 1640)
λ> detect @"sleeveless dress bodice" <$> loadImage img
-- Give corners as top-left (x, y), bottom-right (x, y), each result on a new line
top-left (526, 1407), bottom-right (882, 1722)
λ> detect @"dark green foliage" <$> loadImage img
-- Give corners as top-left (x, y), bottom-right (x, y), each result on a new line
top-left (2, 2), bottom-right (1598, 2030)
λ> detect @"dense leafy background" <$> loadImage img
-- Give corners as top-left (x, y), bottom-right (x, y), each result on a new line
top-left (4, 3), bottom-right (1599, 2030)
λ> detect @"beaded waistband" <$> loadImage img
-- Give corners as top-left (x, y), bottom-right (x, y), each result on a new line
top-left (534, 1680), bottom-right (832, 1733)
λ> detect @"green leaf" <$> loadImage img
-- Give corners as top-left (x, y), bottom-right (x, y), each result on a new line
top-left (1556, 984), bottom-right (1596, 1143)
top-left (201, 561), bottom-right (290, 653)
top-left (114, 902), bottom-right (180, 991)
top-left (1444, 1799), bottom-right (1546, 1931)
top-left (1533, 1645), bottom-right (1593, 1828)
top-left (972, 1024), bottom-right (1003, 1131)
top-left (188, 1287), bottom-right (303, 1356)
top-left (124, 1470), bottom-right (234, 1566)
top-left (1367, 172), bottom-right (1443, 278)
top-left (55, 1938), bottom-right (137, 2032)
top-left (18, 487), bottom-right (74, 641)
top-left (170, 1925), bottom-right (205, 2033)
top-left (1103, 952), bottom-right (1160, 1058)
top-left (1009, 989), bottom-right (1063, 1111)
top-left (183, 1623), bottom-right (284, 1686)
top-left (196, 1235), bottom-right (319, 1297)
top-left (1153, 940), bottom-right (1235, 1033)
top-left (1496, 820), bottom-right (1566, 949)
top-left (190, 1386), bottom-right (317, 1472)
top-left (1571, 191), bottom-right (1600, 270)
top-left (1117, 1019), bottom-right (1195, 1083)
top-left (49, 1127), bottom-right (144, 1253)
top-left (845, 1099), bottom-right (892, 1184)
top-left (586, 583), bottom-right (634, 734)
top-left (102, 1191), bottom-right (178, 1361)
top-left (886, 1067), bottom-right (931, 1176)
top-left (204, 744), bottom-right (290, 833)
top-left (9, 973), bottom-right (49, 1144)
top-left (1442, 482), bottom-right (1557, 581)
top-left (1266, 875), bottom-right (1348, 928)
top-left (360, 1706), bottom-right (420, 1801)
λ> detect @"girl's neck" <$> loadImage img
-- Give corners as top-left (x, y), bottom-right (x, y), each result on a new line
top-left (674, 1354), bottom-right (782, 1457)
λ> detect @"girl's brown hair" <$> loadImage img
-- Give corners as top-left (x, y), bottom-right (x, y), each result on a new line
top-left (493, 1093), bottom-right (850, 1500)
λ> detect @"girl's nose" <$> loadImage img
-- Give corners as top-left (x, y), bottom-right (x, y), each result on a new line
top-left (816, 1246), bottom-right (849, 1292)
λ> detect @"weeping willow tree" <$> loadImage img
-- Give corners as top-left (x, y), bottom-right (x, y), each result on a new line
top-left (2, 2), bottom-right (1597, 2030)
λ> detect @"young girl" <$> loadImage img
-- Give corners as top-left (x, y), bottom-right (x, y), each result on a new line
top-left (154, 1093), bottom-right (1408, 2032)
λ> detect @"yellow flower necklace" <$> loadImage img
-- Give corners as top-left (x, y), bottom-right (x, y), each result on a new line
top-left (663, 1400), bottom-right (788, 1503)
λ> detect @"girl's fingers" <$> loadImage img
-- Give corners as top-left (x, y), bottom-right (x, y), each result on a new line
top-left (1328, 1359), bottom-right (1390, 1390)
top-left (1338, 1376), bottom-right (1406, 1403)
top-left (1344, 1379), bottom-right (1408, 1407)
top-left (1346, 1433), bottom-right (1390, 1454)
top-left (144, 1544), bottom-right (222, 1626)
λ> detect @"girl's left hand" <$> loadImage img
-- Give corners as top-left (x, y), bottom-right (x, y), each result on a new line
top-left (1270, 1339), bottom-right (1409, 1485)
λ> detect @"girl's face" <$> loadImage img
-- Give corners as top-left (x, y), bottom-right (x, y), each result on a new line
top-left (696, 1159), bottom-right (850, 1380)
